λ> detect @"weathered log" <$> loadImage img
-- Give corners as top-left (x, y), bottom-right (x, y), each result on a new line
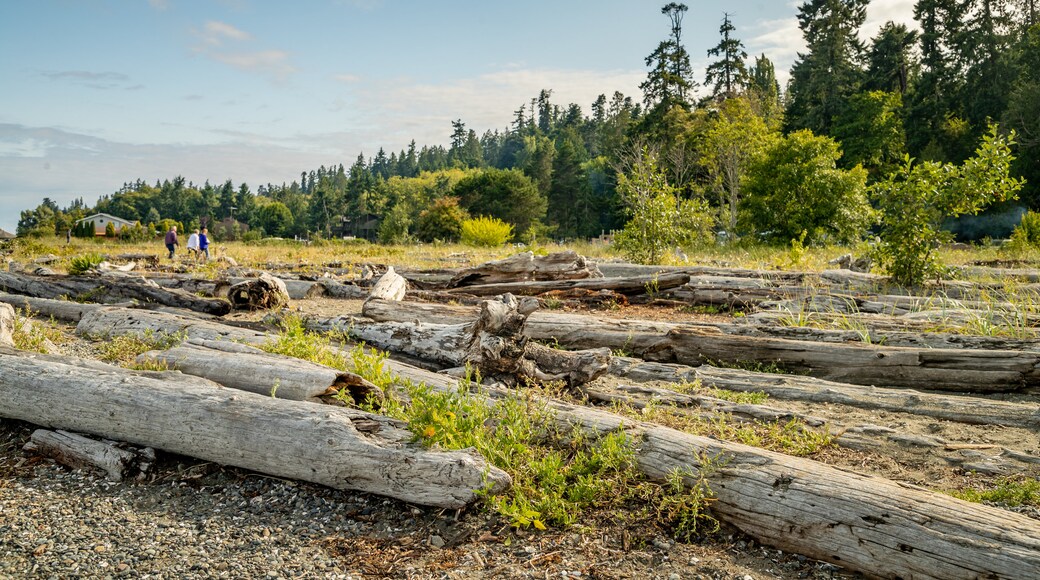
top-left (360, 299), bottom-right (1040, 391)
top-left (609, 357), bottom-right (1040, 431)
top-left (444, 271), bottom-right (691, 297)
top-left (61, 304), bottom-right (1040, 578)
top-left (0, 271), bottom-right (230, 315)
top-left (317, 278), bottom-right (368, 299)
top-left (225, 273), bottom-right (291, 310)
top-left (23, 429), bottom-right (153, 482)
top-left (0, 302), bottom-right (14, 346)
top-left (447, 250), bottom-right (602, 288)
top-left (368, 266), bottom-right (408, 301)
top-left (0, 352), bottom-right (509, 508)
top-left (225, 276), bottom-right (325, 300)
top-left (136, 339), bottom-right (382, 404)
top-left (113, 253), bottom-right (160, 268)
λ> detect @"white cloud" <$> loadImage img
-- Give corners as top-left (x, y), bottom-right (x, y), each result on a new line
top-left (199, 20), bottom-right (251, 46)
top-left (191, 21), bottom-right (295, 81)
top-left (147, 0), bottom-right (168, 11)
top-left (334, 74), bottom-right (362, 83)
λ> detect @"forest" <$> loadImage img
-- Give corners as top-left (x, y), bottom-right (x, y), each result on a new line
top-left (16, 1), bottom-right (1040, 276)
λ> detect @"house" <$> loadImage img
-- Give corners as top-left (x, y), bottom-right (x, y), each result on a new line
top-left (74, 213), bottom-right (138, 236)
top-left (332, 214), bottom-right (381, 241)
top-left (0, 228), bottom-right (15, 239)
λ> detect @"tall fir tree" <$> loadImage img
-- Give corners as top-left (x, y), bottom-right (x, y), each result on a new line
top-left (785, 0), bottom-right (869, 136)
top-left (704, 13), bottom-right (750, 100)
top-left (639, 3), bottom-right (696, 111)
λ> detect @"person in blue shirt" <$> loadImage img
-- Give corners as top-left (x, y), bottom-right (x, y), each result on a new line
top-left (199, 227), bottom-right (210, 262)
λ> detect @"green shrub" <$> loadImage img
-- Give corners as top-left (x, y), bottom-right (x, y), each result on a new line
top-left (415, 196), bottom-right (468, 242)
top-left (68, 252), bottom-right (105, 275)
top-left (461, 216), bottom-right (513, 247)
top-left (1005, 210), bottom-right (1040, 252)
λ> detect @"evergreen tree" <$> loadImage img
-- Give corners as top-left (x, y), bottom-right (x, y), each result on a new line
top-left (704, 13), bottom-right (750, 100)
top-left (747, 54), bottom-right (783, 124)
top-left (640, 3), bottom-right (696, 111)
top-left (907, 0), bottom-right (969, 159)
top-left (785, 0), bottom-right (869, 135)
top-left (864, 22), bottom-right (919, 94)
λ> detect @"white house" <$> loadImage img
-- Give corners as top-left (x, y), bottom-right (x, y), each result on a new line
top-left (74, 213), bottom-right (138, 236)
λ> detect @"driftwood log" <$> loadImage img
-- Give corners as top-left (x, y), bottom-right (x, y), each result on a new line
top-left (0, 351), bottom-right (509, 508)
top-left (447, 250), bottom-right (602, 288)
top-left (23, 429), bottom-right (154, 482)
top-left (0, 271), bottom-right (231, 315)
top-left (225, 273), bottom-right (291, 310)
top-left (445, 271), bottom-right (691, 297)
top-left (359, 298), bottom-right (1040, 392)
top-left (137, 339), bottom-right (382, 404)
top-left (56, 303), bottom-right (1040, 578)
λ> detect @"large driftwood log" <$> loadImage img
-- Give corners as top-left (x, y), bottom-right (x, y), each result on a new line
top-left (368, 266), bottom-right (408, 301)
top-left (610, 357), bottom-right (1040, 431)
top-left (23, 429), bottom-right (153, 482)
top-left (60, 304), bottom-right (1040, 578)
top-left (0, 351), bottom-right (509, 508)
top-left (360, 298), bottom-right (1040, 392)
top-left (0, 271), bottom-right (230, 315)
top-left (445, 271), bottom-right (691, 297)
top-left (447, 251), bottom-right (602, 288)
top-left (137, 339), bottom-right (381, 404)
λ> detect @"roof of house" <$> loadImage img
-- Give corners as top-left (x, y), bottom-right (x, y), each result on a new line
top-left (0, 228), bottom-right (16, 239)
top-left (75, 212), bottom-right (137, 225)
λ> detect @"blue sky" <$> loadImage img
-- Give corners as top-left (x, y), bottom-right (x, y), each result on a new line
top-left (0, 0), bottom-right (915, 233)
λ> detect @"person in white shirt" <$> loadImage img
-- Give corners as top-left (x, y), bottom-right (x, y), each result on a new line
top-left (186, 229), bottom-right (200, 262)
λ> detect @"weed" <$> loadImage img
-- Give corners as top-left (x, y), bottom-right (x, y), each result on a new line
top-left (654, 464), bottom-right (721, 541)
top-left (10, 308), bottom-right (67, 353)
top-left (949, 476), bottom-right (1040, 507)
top-left (542, 296), bottom-right (563, 310)
top-left (67, 252), bottom-right (105, 275)
top-left (95, 330), bottom-right (185, 367)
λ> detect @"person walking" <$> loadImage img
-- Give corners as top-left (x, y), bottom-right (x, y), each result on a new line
top-left (164, 225), bottom-right (179, 260)
top-left (198, 227), bottom-right (210, 262)
top-left (186, 229), bottom-right (200, 262)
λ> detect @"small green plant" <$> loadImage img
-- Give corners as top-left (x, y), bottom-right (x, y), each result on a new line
top-left (10, 308), bottom-right (67, 353)
top-left (68, 252), bottom-right (105, 275)
top-left (95, 330), bottom-right (185, 366)
top-left (1004, 210), bottom-right (1040, 254)
top-left (950, 476), bottom-right (1040, 507)
top-left (460, 216), bottom-right (514, 247)
top-left (644, 274), bottom-right (660, 299)
top-left (654, 464), bottom-right (721, 541)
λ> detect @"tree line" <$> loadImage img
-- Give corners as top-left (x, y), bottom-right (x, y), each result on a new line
top-left (17, 2), bottom-right (1039, 261)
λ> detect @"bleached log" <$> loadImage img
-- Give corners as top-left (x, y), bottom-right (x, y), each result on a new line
top-left (368, 267), bottom-right (408, 302)
top-left (360, 299), bottom-right (1040, 391)
top-left (447, 250), bottom-right (602, 288)
top-left (0, 302), bottom-right (14, 346)
top-left (23, 429), bottom-right (151, 482)
top-left (444, 271), bottom-right (691, 297)
top-left (136, 339), bottom-right (382, 404)
top-left (0, 352), bottom-right (509, 508)
top-left (226, 276), bottom-right (325, 300)
top-left (0, 271), bottom-right (230, 315)
top-left (317, 278), bottom-right (368, 299)
top-left (609, 357), bottom-right (1040, 431)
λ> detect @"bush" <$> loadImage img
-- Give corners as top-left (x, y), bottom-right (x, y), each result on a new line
top-left (68, 252), bottom-right (105, 275)
top-left (415, 196), bottom-right (469, 242)
top-left (461, 216), bottom-right (513, 247)
top-left (1006, 210), bottom-right (1040, 252)
top-left (873, 125), bottom-right (1023, 286)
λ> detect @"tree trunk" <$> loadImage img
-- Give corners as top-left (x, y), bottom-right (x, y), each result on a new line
top-left (0, 271), bottom-right (231, 316)
top-left (444, 271), bottom-right (690, 297)
top-left (609, 357), bottom-right (1040, 431)
top-left (23, 429), bottom-right (154, 482)
top-left (368, 266), bottom-right (408, 301)
top-left (0, 351), bottom-right (509, 508)
top-left (447, 250), bottom-right (602, 288)
top-left (137, 339), bottom-right (382, 404)
top-left (360, 299), bottom-right (1040, 392)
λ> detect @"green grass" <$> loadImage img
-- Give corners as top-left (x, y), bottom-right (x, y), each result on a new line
top-left (94, 329), bottom-right (185, 367)
top-left (10, 308), bottom-right (68, 353)
top-left (950, 476), bottom-right (1040, 507)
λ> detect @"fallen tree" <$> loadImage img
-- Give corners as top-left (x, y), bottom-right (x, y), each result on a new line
top-left (0, 350), bottom-right (509, 508)
top-left (137, 339), bottom-right (382, 404)
top-left (447, 250), bottom-right (602, 288)
top-left (444, 271), bottom-right (690, 297)
top-left (359, 298), bottom-right (1040, 392)
top-left (23, 429), bottom-right (155, 482)
top-left (0, 271), bottom-right (231, 316)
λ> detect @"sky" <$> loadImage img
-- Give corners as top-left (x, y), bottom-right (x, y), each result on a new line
top-left (0, 0), bottom-right (916, 234)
